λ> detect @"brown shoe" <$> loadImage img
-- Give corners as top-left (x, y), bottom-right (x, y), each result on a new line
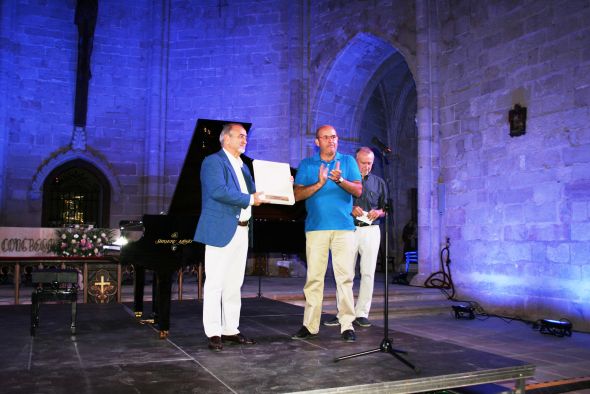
top-left (221, 333), bottom-right (256, 345)
top-left (208, 336), bottom-right (223, 351)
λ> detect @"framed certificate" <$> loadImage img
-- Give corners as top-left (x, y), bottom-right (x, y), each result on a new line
top-left (252, 159), bottom-right (295, 205)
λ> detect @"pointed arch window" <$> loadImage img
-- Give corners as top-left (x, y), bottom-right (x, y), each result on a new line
top-left (42, 160), bottom-right (111, 227)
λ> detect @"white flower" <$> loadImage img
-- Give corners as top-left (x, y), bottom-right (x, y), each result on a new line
top-left (74, 234), bottom-right (79, 239)
top-left (61, 234), bottom-right (67, 239)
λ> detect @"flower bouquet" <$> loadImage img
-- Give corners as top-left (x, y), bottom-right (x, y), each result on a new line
top-left (52, 225), bottom-right (115, 257)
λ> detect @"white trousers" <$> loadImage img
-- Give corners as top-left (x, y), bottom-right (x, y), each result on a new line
top-left (202, 226), bottom-right (249, 338)
top-left (353, 225), bottom-right (381, 318)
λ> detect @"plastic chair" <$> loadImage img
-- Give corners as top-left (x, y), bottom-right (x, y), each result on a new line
top-left (404, 251), bottom-right (418, 272)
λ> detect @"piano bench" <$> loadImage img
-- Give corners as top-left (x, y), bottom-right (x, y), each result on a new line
top-left (30, 269), bottom-right (79, 336)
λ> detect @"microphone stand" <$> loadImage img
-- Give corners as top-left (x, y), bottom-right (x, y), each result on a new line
top-left (334, 147), bottom-right (416, 372)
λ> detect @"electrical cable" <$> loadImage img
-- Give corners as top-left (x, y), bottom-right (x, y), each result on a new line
top-left (424, 237), bottom-right (455, 299)
top-left (428, 239), bottom-right (529, 324)
top-left (430, 239), bottom-right (580, 335)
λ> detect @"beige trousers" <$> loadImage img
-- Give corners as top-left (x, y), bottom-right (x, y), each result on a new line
top-left (302, 230), bottom-right (356, 333)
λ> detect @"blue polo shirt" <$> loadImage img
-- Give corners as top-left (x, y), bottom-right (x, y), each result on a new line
top-left (295, 152), bottom-right (362, 232)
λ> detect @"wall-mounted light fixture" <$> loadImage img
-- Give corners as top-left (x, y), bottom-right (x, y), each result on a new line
top-left (509, 104), bottom-right (527, 137)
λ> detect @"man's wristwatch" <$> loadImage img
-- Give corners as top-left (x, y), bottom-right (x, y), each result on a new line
top-left (335, 176), bottom-right (344, 184)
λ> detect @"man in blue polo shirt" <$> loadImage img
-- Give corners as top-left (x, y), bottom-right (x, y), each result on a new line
top-left (291, 125), bottom-right (362, 342)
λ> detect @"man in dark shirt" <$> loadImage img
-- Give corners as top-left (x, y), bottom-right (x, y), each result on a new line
top-left (324, 146), bottom-right (387, 328)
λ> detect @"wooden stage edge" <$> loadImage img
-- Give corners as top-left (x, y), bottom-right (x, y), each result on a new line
top-left (298, 365), bottom-right (535, 394)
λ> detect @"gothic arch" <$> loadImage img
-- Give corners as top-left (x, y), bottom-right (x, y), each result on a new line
top-left (311, 32), bottom-right (418, 268)
top-left (312, 33), bottom-right (401, 141)
top-left (311, 34), bottom-right (414, 134)
top-left (42, 159), bottom-right (111, 227)
top-left (30, 147), bottom-right (121, 226)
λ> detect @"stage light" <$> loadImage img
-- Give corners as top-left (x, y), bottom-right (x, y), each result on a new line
top-left (533, 319), bottom-right (572, 337)
top-left (112, 235), bottom-right (128, 246)
top-left (452, 304), bottom-right (475, 320)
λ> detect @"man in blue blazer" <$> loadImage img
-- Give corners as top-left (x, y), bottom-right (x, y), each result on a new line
top-left (194, 123), bottom-right (267, 351)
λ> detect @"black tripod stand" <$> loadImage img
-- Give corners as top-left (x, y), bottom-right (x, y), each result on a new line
top-left (334, 150), bottom-right (416, 372)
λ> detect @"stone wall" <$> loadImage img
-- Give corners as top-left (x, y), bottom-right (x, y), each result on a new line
top-left (0, 0), bottom-right (153, 226)
top-left (4, 0), bottom-right (586, 331)
top-left (163, 0), bottom-right (304, 193)
top-left (436, 0), bottom-right (590, 330)
top-left (0, 0), bottom-right (417, 230)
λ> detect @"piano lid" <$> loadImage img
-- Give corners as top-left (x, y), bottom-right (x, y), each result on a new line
top-left (168, 119), bottom-right (252, 216)
top-left (167, 118), bottom-right (305, 254)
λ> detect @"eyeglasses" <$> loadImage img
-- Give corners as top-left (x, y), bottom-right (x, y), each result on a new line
top-left (317, 135), bottom-right (338, 141)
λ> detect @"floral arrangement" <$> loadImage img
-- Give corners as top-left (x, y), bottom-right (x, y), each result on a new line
top-left (52, 225), bottom-right (115, 257)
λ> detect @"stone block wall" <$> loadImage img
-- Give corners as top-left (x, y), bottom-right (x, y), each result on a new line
top-left (0, 0), bottom-right (153, 226)
top-left (2, 0), bottom-right (587, 330)
top-left (164, 0), bottom-right (303, 185)
top-left (1, 0), bottom-right (417, 228)
top-left (1, 1), bottom-right (79, 225)
top-left (437, 0), bottom-right (590, 330)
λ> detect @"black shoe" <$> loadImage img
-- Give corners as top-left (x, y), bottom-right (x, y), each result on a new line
top-left (323, 317), bottom-right (340, 327)
top-left (341, 329), bottom-right (356, 342)
top-left (291, 326), bottom-right (317, 340)
top-left (221, 333), bottom-right (256, 345)
top-left (208, 336), bottom-right (223, 351)
top-left (353, 317), bottom-right (371, 327)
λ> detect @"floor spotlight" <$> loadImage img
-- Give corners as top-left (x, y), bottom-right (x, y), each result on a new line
top-left (452, 304), bottom-right (475, 320)
top-left (533, 319), bottom-right (572, 337)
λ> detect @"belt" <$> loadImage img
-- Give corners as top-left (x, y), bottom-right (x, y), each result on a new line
top-left (238, 220), bottom-right (249, 227)
top-left (355, 222), bottom-right (373, 227)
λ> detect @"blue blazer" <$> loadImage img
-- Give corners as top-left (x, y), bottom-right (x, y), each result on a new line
top-left (194, 150), bottom-right (255, 247)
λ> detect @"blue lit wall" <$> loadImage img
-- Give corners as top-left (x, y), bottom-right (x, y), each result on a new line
top-left (434, 1), bottom-right (590, 330)
top-left (0, 0), bottom-right (588, 330)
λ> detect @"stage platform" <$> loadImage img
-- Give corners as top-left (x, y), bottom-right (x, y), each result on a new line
top-left (0, 298), bottom-right (534, 393)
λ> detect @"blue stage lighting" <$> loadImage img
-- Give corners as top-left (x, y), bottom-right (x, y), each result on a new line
top-left (452, 305), bottom-right (475, 320)
top-left (533, 319), bottom-right (572, 337)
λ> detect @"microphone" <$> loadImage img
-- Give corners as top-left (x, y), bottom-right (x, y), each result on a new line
top-left (371, 136), bottom-right (392, 154)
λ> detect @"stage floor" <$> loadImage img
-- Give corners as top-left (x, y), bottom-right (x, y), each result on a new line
top-left (0, 298), bottom-right (534, 393)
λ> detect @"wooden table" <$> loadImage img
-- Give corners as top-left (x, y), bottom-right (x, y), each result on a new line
top-left (0, 256), bottom-right (121, 304)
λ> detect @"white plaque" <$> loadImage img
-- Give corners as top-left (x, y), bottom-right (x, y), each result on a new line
top-left (253, 159), bottom-right (295, 205)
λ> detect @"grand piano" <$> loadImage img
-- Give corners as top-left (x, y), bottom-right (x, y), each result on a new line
top-left (119, 119), bottom-right (305, 338)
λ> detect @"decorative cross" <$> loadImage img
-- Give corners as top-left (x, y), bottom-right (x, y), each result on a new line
top-left (94, 275), bottom-right (111, 295)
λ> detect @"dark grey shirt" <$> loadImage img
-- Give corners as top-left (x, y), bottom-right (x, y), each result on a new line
top-left (353, 173), bottom-right (388, 226)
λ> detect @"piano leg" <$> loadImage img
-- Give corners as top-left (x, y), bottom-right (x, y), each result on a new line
top-left (133, 265), bottom-right (145, 318)
top-left (152, 271), bottom-right (158, 320)
top-left (155, 270), bottom-right (173, 339)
